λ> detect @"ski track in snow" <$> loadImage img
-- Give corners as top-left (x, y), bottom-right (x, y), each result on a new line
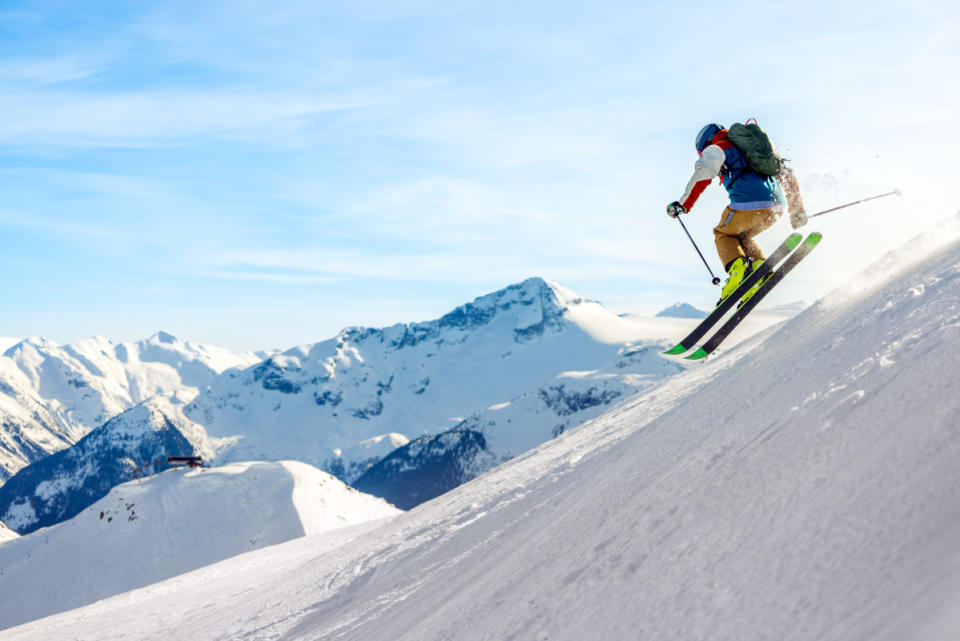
top-left (4, 225), bottom-right (960, 641)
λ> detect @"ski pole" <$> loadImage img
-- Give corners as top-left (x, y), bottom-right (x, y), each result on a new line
top-left (675, 216), bottom-right (721, 286)
top-left (808, 189), bottom-right (901, 219)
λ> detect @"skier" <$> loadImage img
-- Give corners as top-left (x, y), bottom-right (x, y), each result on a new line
top-left (666, 122), bottom-right (807, 304)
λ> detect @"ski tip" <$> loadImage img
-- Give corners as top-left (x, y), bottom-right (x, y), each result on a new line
top-left (684, 348), bottom-right (709, 361)
top-left (663, 344), bottom-right (688, 356)
top-left (785, 232), bottom-right (803, 250)
top-left (804, 232), bottom-right (823, 248)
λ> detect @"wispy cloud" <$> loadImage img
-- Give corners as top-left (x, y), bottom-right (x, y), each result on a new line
top-left (0, 206), bottom-right (126, 241)
top-left (0, 54), bottom-right (106, 84)
top-left (0, 86), bottom-right (395, 148)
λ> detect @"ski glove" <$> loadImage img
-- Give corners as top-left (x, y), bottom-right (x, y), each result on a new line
top-left (790, 209), bottom-right (808, 229)
top-left (667, 201), bottom-right (688, 218)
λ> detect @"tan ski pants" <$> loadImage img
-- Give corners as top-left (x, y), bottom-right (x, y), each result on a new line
top-left (713, 169), bottom-right (804, 268)
top-left (713, 206), bottom-right (779, 267)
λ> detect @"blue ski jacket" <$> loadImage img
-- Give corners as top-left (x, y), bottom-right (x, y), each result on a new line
top-left (680, 130), bottom-right (785, 211)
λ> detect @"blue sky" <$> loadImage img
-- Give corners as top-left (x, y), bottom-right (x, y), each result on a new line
top-left (1, 0), bottom-right (957, 350)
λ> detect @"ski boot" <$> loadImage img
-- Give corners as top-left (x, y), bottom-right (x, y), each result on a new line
top-left (715, 257), bottom-right (753, 307)
top-left (738, 258), bottom-right (770, 308)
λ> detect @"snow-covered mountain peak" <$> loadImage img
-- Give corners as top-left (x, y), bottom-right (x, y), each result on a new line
top-left (656, 302), bottom-right (708, 319)
top-left (148, 330), bottom-right (178, 345)
top-left (186, 277), bottom-right (669, 479)
top-left (440, 276), bottom-right (584, 335)
top-left (473, 276), bottom-right (587, 314)
top-left (103, 400), bottom-right (163, 438)
top-left (100, 397), bottom-right (211, 451)
top-left (377, 276), bottom-right (585, 350)
top-left (3, 336), bottom-right (52, 360)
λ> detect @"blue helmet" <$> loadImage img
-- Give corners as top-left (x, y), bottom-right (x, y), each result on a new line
top-left (695, 123), bottom-right (724, 153)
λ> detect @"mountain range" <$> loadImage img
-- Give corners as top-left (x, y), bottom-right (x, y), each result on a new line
top-left (0, 277), bottom-right (694, 534)
top-left (0, 332), bottom-right (261, 482)
top-left (186, 278), bottom-right (670, 479)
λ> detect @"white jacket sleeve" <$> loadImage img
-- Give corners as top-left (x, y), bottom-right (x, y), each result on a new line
top-left (679, 144), bottom-right (725, 209)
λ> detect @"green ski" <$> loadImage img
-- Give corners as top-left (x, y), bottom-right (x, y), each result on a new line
top-left (663, 232), bottom-right (802, 356)
top-left (685, 232), bottom-right (823, 360)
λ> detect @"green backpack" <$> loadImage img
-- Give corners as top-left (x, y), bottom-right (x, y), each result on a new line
top-left (727, 121), bottom-right (783, 177)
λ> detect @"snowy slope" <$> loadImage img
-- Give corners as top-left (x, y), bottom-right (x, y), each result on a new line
top-left (0, 520), bottom-right (16, 543)
top-left (187, 277), bottom-right (680, 480)
top-left (0, 333), bottom-right (260, 481)
top-left (8, 217), bottom-right (960, 640)
top-left (0, 398), bottom-right (222, 534)
top-left (0, 460), bottom-right (399, 630)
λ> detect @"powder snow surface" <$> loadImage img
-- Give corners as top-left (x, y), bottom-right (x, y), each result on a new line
top-left (4, 219), bottom-right (960, 640)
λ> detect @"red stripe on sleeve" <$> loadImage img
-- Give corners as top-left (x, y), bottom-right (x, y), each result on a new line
top-left (682, 179), bottom-right (711, 210)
